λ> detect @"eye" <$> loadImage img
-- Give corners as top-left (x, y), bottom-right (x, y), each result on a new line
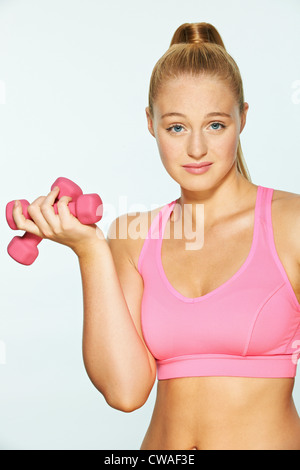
top-left (210, 122), bottom-right (226, 131)
top-left (166, 124), bottom-right (185, 134)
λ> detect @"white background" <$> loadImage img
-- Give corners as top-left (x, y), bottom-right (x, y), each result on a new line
top-left (0, 0), bottom-right (299, 450)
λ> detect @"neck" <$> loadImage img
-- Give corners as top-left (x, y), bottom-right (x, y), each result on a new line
top-left (175, 169), bottom-right (254, 230)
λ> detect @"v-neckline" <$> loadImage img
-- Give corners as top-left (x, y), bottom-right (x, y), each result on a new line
top-left (156, 185), bottom-right (262, 303)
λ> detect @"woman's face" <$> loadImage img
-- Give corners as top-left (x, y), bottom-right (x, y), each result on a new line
top-left (146, 74), bottom-right (249, 192)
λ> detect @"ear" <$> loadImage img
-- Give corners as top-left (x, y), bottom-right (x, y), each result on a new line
top-left (240, 102), bottom-right (249, 133)
top-left (145, 107), bottom-right (156, 138)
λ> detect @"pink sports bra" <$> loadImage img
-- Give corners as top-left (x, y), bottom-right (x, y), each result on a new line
top-left (138, 186), bottom-right (300, 380)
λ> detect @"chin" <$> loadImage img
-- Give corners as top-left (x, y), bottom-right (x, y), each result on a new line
top-left (173, 164), bottom-right (237, 191)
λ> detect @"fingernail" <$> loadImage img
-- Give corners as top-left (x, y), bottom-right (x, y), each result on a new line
top-left (53, 186), bottom-right (59, 191)
top-left (14, 200), bottom-right (19, 208)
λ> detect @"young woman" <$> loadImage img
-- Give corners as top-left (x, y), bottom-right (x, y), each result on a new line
top-left (12, 22), bottom-right (300, 450)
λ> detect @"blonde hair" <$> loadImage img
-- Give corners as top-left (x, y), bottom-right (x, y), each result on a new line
top-left (148, 22), bottom-right (251, 182)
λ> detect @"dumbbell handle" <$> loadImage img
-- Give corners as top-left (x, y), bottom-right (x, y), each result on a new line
top-left (6, 193), bottom-right (103, 230)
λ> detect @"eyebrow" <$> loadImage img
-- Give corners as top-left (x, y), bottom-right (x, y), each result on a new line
top-left (161, 112), bottom-right (232, 119)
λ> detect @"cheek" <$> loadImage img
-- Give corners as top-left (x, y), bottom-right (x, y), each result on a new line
top-left (156, 134), bottom-right (182, 162)
top-left (213, 130), bottom-right (240, 159)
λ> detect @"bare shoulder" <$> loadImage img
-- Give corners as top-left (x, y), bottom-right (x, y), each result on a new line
top-left (272, 187), bottom-right (300, 214)
top-left (272, 187), bottom-right (300, 263)
top-left (107, 204), bottom-right (164, 270)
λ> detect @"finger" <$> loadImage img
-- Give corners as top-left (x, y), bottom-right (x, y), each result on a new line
top-left (27, 187), bottom-right (60, 237)
top-left (56, 196), bottom-right (75, 227)
top-left (12, 200), bottom-right (44, 237)
top-left (39, 187), bottom-right (62, 230)
top-left (27, 199), bottom-right (55, 238)
top-left (43, 186), bottom-right (60, 206)
top-left (29, 195), bottom-right (48, 206)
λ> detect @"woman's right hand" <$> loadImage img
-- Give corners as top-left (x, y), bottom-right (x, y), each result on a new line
top-left (12, 186), bottom-right (105, 256)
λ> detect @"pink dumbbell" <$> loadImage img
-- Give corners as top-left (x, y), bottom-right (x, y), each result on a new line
top-left (6, 177), bottom-right (103, 265)
top-left (6, 177), bottom-right (85, 265)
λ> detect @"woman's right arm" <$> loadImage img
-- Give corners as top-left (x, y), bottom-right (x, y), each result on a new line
top-left (76, 213), bottom-right (157, 412)
top-left (11, 189), bottom-right (156, 412)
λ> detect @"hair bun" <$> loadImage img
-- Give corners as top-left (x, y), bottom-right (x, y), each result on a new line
top-left (170, 22), bottom-right (226, 49)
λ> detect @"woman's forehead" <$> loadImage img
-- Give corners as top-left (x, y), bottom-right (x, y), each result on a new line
top-left (154, 75), bottom-right (237, 116)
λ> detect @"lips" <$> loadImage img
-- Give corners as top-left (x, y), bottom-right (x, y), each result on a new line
top-left (182, 162), bottom-right (212, 168)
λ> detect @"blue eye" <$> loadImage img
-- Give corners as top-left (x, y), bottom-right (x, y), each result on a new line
top-left (167, 125), bottom-right (184, 133)
top-left (210, 122), bottom-right (225, 130)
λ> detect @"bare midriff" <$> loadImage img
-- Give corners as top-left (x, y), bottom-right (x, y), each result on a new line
top-left (140, 377), bottom-right (300, 450)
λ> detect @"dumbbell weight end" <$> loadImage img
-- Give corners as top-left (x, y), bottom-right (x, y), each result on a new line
top-left (7, 232), bottom-right (42, 266)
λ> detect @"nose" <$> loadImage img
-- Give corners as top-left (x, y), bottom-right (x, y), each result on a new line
top-left (187, 130), bottom-right (208, 159)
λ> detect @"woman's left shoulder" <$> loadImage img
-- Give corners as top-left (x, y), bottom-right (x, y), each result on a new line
top-left (272, 187), bottom-right (300, 212)
top-left (272, 187), bottom-right (300, 262)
